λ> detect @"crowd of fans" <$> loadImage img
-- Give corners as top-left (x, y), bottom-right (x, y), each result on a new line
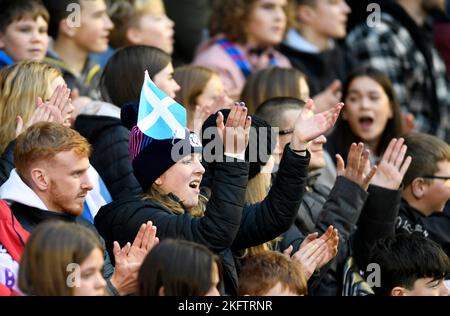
top-left (0, 0), bottom-right (450, 296)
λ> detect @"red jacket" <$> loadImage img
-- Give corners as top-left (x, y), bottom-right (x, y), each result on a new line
top-left (0, 200), bottom-right (29, 296)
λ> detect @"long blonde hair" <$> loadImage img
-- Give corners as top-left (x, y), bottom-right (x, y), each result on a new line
top-left (145, 184), bottom-right (207, 218)
top-left (0, 61), bottom-right (61, 153)
top-left (244, 172), bottom-right (279, 257)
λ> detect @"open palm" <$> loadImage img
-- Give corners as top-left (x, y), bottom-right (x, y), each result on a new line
top-left (292, 99), bottom-right (343, 144)
top-left (371, 138), bottom-right (412, 190)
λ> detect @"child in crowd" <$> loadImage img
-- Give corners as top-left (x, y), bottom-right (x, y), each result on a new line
top-left (368, 233), bottom-right (450, 296)
top-left (279, 0), bottom-right (352, 113)
top-left (174, 65), bottom-right (232, 135)
top-left (108, 0), bottom-right (174, 54)
top-left (19, 221), bottom-right (107, 296)
top-left (42, 0), bottom-right (113, 99)
top-left (138, 239), bottom-right (221, 296)
top-left (398, 133), bottom-right (450, 255)
top-left (0, 0), bottom-right (49, 68)
top-left (239, 251), bottom-right (307, 296)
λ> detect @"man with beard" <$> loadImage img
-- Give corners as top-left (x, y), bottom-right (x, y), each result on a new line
top-left (0, 122), bottom-right (156, 295)
top-left (346, 0), bottom-right (450, 142)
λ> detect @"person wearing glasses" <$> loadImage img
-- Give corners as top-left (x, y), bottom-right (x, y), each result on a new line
top-left (399, 133), bottom-right (450, 251)
top-left (255, 96), bottom-right (412, 296)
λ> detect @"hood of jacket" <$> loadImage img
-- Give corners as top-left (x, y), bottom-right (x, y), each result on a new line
top-left (0, 169), bottom-right (48, 210)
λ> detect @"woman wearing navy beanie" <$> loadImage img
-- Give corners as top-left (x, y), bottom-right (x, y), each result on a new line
top-left (96, 84), bottom-right (343, 295)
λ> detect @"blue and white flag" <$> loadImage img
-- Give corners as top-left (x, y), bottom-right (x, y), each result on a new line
top-left (137, 70), bottom-right (187, 140)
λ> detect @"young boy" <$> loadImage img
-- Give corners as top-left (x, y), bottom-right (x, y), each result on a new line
top-left (368, 233), bottom-right (450, 296)
top-left (42, 0), bottom-right (113, 99)
top-left (0, 0), bottom-right (49, 68)
top-left (108, 0), bottom-right (174, 54)
top-left (278, 0), bottom-right (351, 112)
top-left (399, 133), bottom-right (450, 238)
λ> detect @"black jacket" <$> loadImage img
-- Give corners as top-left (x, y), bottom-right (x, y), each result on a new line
top-left (75, 115), bottom-right (142, 200)
top-left (10, 202), bottom-right (115, 280)
top-left (396, 199), bottom-right (429, 238)
top-left (423, 203), bottom-right (450, 257)
top-left (353, 185), bottom-right (403, 271)
top-left (282, 175), bottom-right (368, 296)
top-left (0, 140), bottom-right (15, 186)
top-left (95, 146), bottom-right (310, 295)
top-left (397, 199), bottom-right (450, 259)
top-left (278, 41), bottom-right (352, 96)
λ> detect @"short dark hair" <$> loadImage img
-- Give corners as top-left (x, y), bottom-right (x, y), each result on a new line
top-left (402, 133), bottom-right (450, 186)
top-left (255, 97), bottom-right (304, 129)
top-left (41, 0), bottom-right (80, 38)
top-left (138, 239), bottom-right (222, 296)
top-left (0, 0), bottom-right (49, 33)
top-left (99, 45), bottom-right (171, 107)
top-left (368, 233), bottom-right (450, 296)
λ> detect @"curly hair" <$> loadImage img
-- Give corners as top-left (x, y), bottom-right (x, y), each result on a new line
top-left (209, 0), bottom-right (260, 43)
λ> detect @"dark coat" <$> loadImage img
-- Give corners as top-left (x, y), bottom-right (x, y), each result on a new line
top-left (95, 146), bottom-right (310, 295)
top-left (423, 203), bottom-right (450, 258)
top-left (10, 202), bottom-right (115, 280)
top-left (278, 42), bottom-right (352, 96)
top-left (75, 115), bottom-right (142, 200)
top-left (396, 199), bottom-right (429, 238)
top-left (281, 175), bottom-right (369, 296)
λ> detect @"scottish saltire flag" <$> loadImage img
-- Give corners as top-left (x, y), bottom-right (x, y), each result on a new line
top-left (81, 166), bottom-right (112, 223)
top-left (137, 70), bottom-right (187, 139)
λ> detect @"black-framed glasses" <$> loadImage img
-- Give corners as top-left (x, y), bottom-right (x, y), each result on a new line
top-left (278, 128), bottom-right (294, 135)
top-left (423, 175), bottom-right (450, 181)
top-left (423, 175), bottom-right (450, 186)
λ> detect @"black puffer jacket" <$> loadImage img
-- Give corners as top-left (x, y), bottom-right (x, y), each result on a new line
top-left (75, 115), bottom-right (142, 200)
top-left (95, 146), bottom-right (310, 295)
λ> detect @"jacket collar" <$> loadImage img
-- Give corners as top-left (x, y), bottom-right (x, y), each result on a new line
top-left (0, 169), bottom-right (48, 211)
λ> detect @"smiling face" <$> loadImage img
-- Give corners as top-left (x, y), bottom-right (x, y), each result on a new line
top-left (155, 153), bottom-right (205, 209)
top-left (343, 76), bottom-right (393, 150)
top-left (245, 0), bottom-right (288, 47)
top-left (0, 16), bottom-right (49, 62)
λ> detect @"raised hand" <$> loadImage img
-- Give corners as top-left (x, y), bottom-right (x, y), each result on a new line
top-left (312, 80), bottom-right (342, 113)
top-left (290, 99), bottom-right (343, 152)
top-left (286, 226), bottom-right (340, 280)
top-left (336, 142), bottom-right (378, 190)
top-left (15, 103), bottom-right (61, 137)
top-left (110, 221), bottom-right (158, 295)
top-left (370, 138), bottom-right (412, 190)
top-left (40, 84), bottom-right (74, 127)
top-left (216, 102), bottom-right (251, 157)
